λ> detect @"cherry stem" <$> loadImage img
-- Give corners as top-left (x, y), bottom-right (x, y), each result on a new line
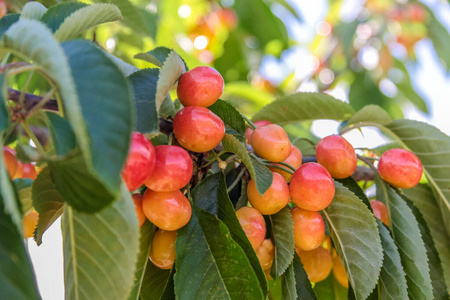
top-left (356, 154), bottom-right (378, 174)
top-left (262, 163), bottom-right (295, 175)
top-left (22, 120), bottom-right (45, 153)
top-left (226, 168), bottom-right (246, 193)
top-left (240, 113), bottom-right (257, 130)
top-left (261, 159), bottom-right (296, 171)
top-left (291, 137), bottom-right (316, 147)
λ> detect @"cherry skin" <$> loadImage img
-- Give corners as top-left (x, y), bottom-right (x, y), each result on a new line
top-left (21, 163), bottom-right (37, 180)
top-left (296, 246), bottom-right (332, 283)
top-left (290, 162), bottom-right (335, 211)
top-left (145, 145), bottom-right (193, 192)
top-left (269, 145), bottom-right (302, 182)
top-left (247, 172), bottom-right (290, 215)
top-left (235, 206), bottom-right (266, 250)
top-left (291, 206), bottom-right (325, 251)
top-left (333, 255), bottom-right (349, 288)
top-left (251, 124), bottom-right (292, 162)
top-left (315, 135), bottom-right (357, 179)
top-left (132, 194), bottom-right (146, 228)
top-left (245, 120), bottom-right (272, 144)
top-left (173, 106), bottom-right (225, 153)
top-left (142, 189), bottom-right (192, 231)
top-left (122, 132), bottom-right (156, 191)
top-left (149, 230), bottom-right (177, 270)
top-left (378, 148), bottom-right (422, 189)
top-left (13, 161), bottom-right (23, 179)
top-left (176, 66), bottom-right (224, 107)
top-left (256, 239), bottom-right (274, 271)
top-left (370, 199), bottom-right (390, 226)
top-left (23, 210), bottom-right (39, 239)
top-left (3, 147), bottom-right (17, 179)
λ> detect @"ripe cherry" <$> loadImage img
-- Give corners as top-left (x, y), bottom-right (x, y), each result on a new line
top-left (142, 189), bottom-right (192, 231)
top-left (245, 120), bottom-right (272, 144)
top-left (290, 163), bottom-right (335, 211)
top-left (173, 106), bottom-right (225, 153)
top-left (176, 66), bottom-right (224, 107)
top-left (132, 193), bottom-right (146, 228)
top-left (13, 161), bottom-right (23, 179)
top-left (370, 199), bottom-right (390, 226)
top-left (122, 132), bottom-right (156, 191)
top-left (256, 239), bottom-right (274, 271)
top-left (333, 255), bottom-right (349, 288)
top-left (23, 210), bottom-right (39, 239)
top-left (3, 147), bottom-right (17, 179)
top-left (378, 148), bottom-right (422, 189)
top-left (21, 163), bottom-right (37, 180)
top-left (149, 229), bottom-right (177, 270)
top-left (291, 206), bottom-right (325, 251)
top-left (296, 246), bottom-right (332, 283)
top-left (247, 172), bottom-right (290, 215)
top-left (251, 124), bottom-right (292, 162)
top-left (236, 206), bottom-right (266, 250)
top-left (269, 145), bottom-right (302, 182)
top-left (315, 135), bottom-right (357, 179)
top-left (145, 145), bottom-right (193, 192)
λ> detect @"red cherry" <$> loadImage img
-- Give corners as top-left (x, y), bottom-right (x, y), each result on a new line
top-left (378, 148), bottom-right (422, 189)
top-left (315, 135), bottom-right (357, 179)
top-left (21, 163), bottom-right (37, 180)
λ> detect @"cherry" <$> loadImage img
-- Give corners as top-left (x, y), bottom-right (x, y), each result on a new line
top-left (370, 199), bottom-right (390, 226)
top-left (256, 239), bottom-right (274, 271)
top-left (315, 135), bottom-right (357, 179)
top-left (247, 172), bottom-right (290, 215)
top-left (269, 145), bottom-right (302, 182)
top-left (23, 210), bottom-right (39, 239)
top-left (296, 246), bottom-right (332, 283)
top-left (144, 145), bottom-right (193, 192)
top-left (245, 120), bottom-right (272, 144)
top-left (149, 229), bottom-right (177, 270)
top-left (377, 148), bottom-right (422, 189)
top-left (173, 106), bottom-right (225, 153)
top-left (142, 189), bottom-right (192, 231)
top-left (290, 163), bottom-right (335, 211)
top-left (122, 132), bottom-right (156, 191)
top-left (251, 124), bottom-right (292, 162)
top-left (3, 147), bottom-right (17, 179)
top-left (235, 206), bottom-right (266, 250)
top-left (291, 206), bottom-right (325, 251)
top-left (333, 254), bottom-right (349, 288)
top-left (176, 66), bottom-right (224, 107)
top-left (132, 193), bottom-right (146, 228)
top-left (13, 161), bottom-right (23, 179)
top-left (21, 163), bottom-right (37, 180)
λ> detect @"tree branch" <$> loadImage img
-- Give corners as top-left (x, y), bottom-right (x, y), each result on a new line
top-left (8, 87), bottom-right (58, 111)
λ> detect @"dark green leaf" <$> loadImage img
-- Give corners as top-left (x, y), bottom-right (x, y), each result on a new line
top-left (252, 92), bottom-right (355, 124)
top-left (0, 73), bottom-right (7, 132)
top-left (324, 182), bottom-right (383, 300)
top-left (281, 262), bottom-right (296, 300)
top-left (31, 167), bottom-right (64, 245)
top-left (217, 172), bottom-right (268, 298)
top-left (268, 206), bottom-right (295, 278)
top-left (46, 111), bottom-right (77, 156)
top-left (314, 273), bottom-right (348, 300)
top-left (134, 47), bottom-right (172, 68)
top-left (159, 95), bottom-right (175, 118)
top-left (292, 254), bottom-right (317, 299)
top-left (40, 1), bottom-right (88, 32)
top-left (13, 178), bottom-right (33, 214)
top-left (0, 14), bottom-right (19, 37)
top-left (208, 99), bottom-right (246, 135)
top-left (140, 263), bottom-right (173, 300)
top-left (336, 177), bottom-right (371, 208)
top-left (191, 172), bottom-right (219, 214)
top-left (346, 105), bottom-right (392, 127)
top-left (175, 204), bottom-right (264, 300)
top-left (128, 68), bottom-right (159, 134)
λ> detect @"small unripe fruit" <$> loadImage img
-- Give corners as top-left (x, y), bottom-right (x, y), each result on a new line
top-left (315, 135), bottom-right (357, 179)
top-left (251, 124), bottom-right (292, 162)
top-left (245, 120), bottom-right (272, 144)
top-left (177, 66), bottom-right (224, 107)
top-left (247, 172), bottom-right (290, 215)
top-left (145, 145), bottom-right (193, 192)
top-left (142, 189), bottom-right (192, 231)
top-left (132, 194), bottom-right (146, 228)
top-left (256, 239), bottom-right (275, 271)
top-left (150, 230), bottom-right (177, 270)
top-left (23, 210), bottom-right (39, 239)
top-left (269, 146), bottom-right (302, 182)
top-left (21, 163), bottom-right (37, 180)
top-left (290, 163), bottom-right (335, 211)
top-left (3, 147), bottom-right (17, 179)
top-left (296, 246), bottom-right (332, 283)
top-left (122, 132), bottom-right (156, 191)
top-left (173, 106), bottom-right (225, 153)
top-left (236, 207), bottom-right (266, 250)
top-left (333, 255), bottom-right (349, 288)
top-left (291, 206), bottom-right (325, 251)
top-left (378, 148), bottom-right (422, 189)
top-left (370, 199), bottom-right (390, 226)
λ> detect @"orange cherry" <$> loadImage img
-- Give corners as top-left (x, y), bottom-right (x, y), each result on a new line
top-left (315, 135), bottom-right (357, 179)
top-left (256, 239), bottom-right (275, 271)
top-left (247, 172), bottom-right (290, 215)
top-left (291, 206), bottom-right (325, 251)
top-left (236, 206), bottom-right (266, 250)
top-left (269, 145), bottom-right (302, 182)
top-left (132, 193), bottom-right (146, 228)
top-left (3, 147), bottom-right (17, 179)
top-left (378, 148), bottom-right (422, 189)
top-left (251, 124), bottom-right (292, 162)
top-left (296, 246), bottom-right (333, 283)
top-left (245, 120), bottom-right (272, 144)
top-left (333, 255), bottom-right (349, 288)
top-left (23, 210), bottom-right (39, 239)
top-left (149, 230), bottom-right (177, 270)
top-left (370, 199), bottom-right (390, 226)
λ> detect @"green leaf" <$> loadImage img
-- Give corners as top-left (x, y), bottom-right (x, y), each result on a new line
top-left (140, 263), bottom-right (174, 300)
top-left (13, 178), bottom-right (33, 214)
top-left (19, 2), bottom-right (47, 20)
top-left (134, 47), bottom-right (172, 68)
top-left (0, 194), bottom-right (40, 300)
top-left (192, 172), bottom-right (219, 214)
top-left (222, 134), bottom-right (273, 195)
top-left (403, 184), bottom-right (450, 291)
top-left (346, 105), bottom-right (392, 127)
top-left (128, 221), bottom-right (155, 300)
top-left (54, 3), bottom-right (122, 42)
top-left (40, 1), bottom-right (88, 32)
top-left (267, 206), bottom-right (295, 278)
top-left (62, 39), bottom-right (133, 196)
top-left (105, 52), bottom-right (139, 76)
top-left (281, 262), bottom-right (297, 300)
top-left (252, 92), bottom-right (355, 124)
top-left (208, 99), bottom-right (246, 135)
top-left (63, 184), bottom-right (140, 300)
top-left (217, 172), bottom-right (268, 298)
top-left (0, 73), bottom-right (9, 132)
top-left (376, 178), bottom-right (433, 300)
top-left (323, 182), bottom-right (383, 300)
top-left (46, 111), bottom-right (76, 156)
top-left (314, 273), bottom-right (348, 300)
top-left (377, 220), bottom-right (409, 300)
top-left (0, 14), bottom-right (19, 38)
top-left (426, 7), bottom-right (450, 72)
top-left (292, 254), bottom-right (317, 299)
top-left (159, 95), bottom-right (175, 118)
top-left (155, 50), bottom-right (186, 112)
top-left (128, 68), bottom-right (159, 134)
top-left (175, 204), bottom-right (265, 300)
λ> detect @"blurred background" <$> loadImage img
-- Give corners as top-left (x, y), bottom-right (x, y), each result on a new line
top-left (4, 0), bottom-right (450, 298)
